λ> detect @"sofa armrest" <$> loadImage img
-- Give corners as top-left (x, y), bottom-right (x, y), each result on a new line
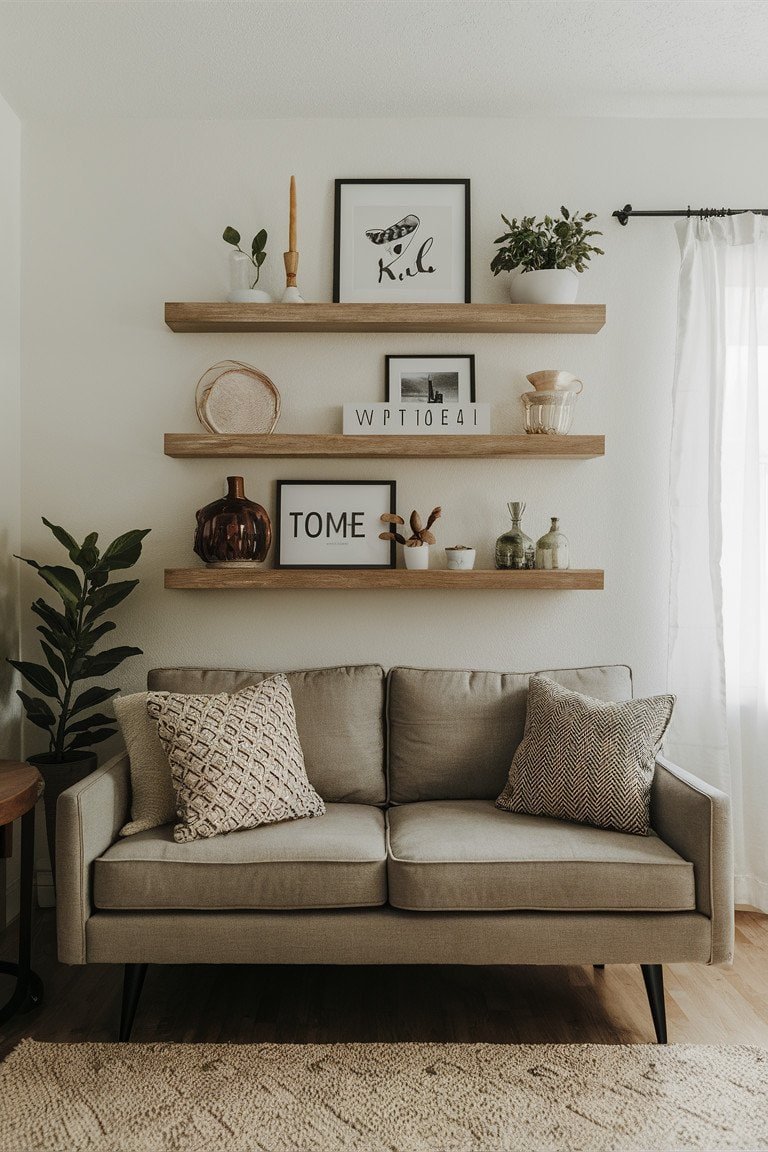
top-left (56, 752), bottom-right (131, 965)
top-left (650, 753), bottom-right (733, 964)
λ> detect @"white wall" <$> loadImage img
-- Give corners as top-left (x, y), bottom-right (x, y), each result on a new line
top-left (0, 93), bottom-right (21, 926)
top-left (17, 118), bottom-right (768, 740)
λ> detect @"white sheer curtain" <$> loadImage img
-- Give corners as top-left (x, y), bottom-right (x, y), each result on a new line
top-left (667, 212), bottom-right (768, 912)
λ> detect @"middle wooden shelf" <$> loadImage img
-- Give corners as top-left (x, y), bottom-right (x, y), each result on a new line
top-left (164, 433), bottom-right (605, 459)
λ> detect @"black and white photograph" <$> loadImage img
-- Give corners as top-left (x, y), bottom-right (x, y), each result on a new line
top-left (386, 355), bottom-right (476, 405)
top-left (276, 480), bottom-right (396, 568)
top-left (333, 179), bottom-right (470, 303)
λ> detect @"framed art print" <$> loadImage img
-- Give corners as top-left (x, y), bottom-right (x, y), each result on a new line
top-left (333, 179), bottom-right (470, 303)
top-left (385, 355), bottom-right (476, 405)
top-left (276, 480), bottom-right (396, 569)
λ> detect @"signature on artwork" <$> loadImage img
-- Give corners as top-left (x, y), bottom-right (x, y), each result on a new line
top-left (365, 214), bottom-right (436, 284)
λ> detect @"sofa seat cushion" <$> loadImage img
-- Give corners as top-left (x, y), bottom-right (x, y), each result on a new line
top-left (386, 800), bottom-right (696, 912)
top-left (94, 803), bottom-right (386, 911)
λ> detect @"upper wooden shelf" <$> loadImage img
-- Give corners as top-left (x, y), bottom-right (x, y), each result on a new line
top-left (164, 302), bottom-right (606, 334)
top-left (164, 433), bottom-right (605, 460)
top-left (165, 568), bottom-right (604, 591)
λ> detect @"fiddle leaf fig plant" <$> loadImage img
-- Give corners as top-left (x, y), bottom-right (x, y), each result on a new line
top-left (490, 207), bottom-right (604, 275)
top-left (8, 519), bottom-right (150, 761)
top-left (223, 225), bottom-right (268, 287)
top-left (380, 506), bottom-right (442, 548)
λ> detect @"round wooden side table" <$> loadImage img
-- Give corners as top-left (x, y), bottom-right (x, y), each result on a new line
top-left (0, 761), bottom-right (44, 1024)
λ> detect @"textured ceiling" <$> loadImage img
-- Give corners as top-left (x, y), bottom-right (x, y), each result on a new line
top-left (0, 0), bottom-right (766, 119)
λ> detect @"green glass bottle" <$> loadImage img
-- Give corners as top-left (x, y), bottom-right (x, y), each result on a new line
top-left (495, 502), bottom-right (535, 570)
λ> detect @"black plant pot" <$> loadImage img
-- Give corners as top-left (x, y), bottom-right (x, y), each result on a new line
top-left (27, 751), bottom-right (97, 888)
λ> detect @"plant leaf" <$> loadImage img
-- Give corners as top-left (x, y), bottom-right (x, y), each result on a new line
top-left (252, 228), bottom-right (267, 254)
top-left (65, 712), bottom-right (114, 734)
top-left (409, 511), bottom-right (423, 534)
top-left (16, 560), bottom-right (82, 609)
top-left (69, 685), bottom-right (120, 717)
top-left (223, 226), bottom-right (240, 246)
top-left (67, 728), bottom-right (117, 750)
top-left (41, 518), bottom-right (80, 560)
top-left (40, 641), bottom-right (67, 684)
top-left (96, 528), bottom-right (150, 572)
top-left (84, 579), bottom-right (139, 620)
top-left (79, 620), bottom-right (117, 653)
top-left (425, 506), bottom-right (442, 529)
top-left (380, 514), bottom-right (405, 525)
top-left (75, 645), bottom-right (142, 680)
top-left (16, 691), bottom-right (56, 731)
top-left (7, 659), bottom-right (60, 699)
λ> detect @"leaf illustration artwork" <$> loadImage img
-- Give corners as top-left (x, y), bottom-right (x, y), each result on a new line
top-left (365, 214), bottom-right (420, 246)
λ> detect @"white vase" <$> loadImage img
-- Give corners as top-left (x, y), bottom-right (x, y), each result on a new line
top-left (227, 288), bottom-right (273, 304)
top-left (509, 269), bottom-right (579, 305)
top-left (403, 544), bottom-right (430, 570)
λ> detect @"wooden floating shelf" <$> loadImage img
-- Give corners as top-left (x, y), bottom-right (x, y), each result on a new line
top-left (164, 302), bottom-right (606, 334)
top-left (164, 568), bottom-right (604, 591)
top-left (164, 433), bottom-right (605, 460)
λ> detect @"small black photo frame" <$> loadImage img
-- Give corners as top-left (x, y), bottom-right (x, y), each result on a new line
top-left (276, 480), bottom-right (397, 569)
top-left (385, 354), bottom-right (476, 405)
top-left (333, 179), bottom-right (471, 303)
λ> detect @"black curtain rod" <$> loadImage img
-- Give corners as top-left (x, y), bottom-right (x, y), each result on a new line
top-left (613, 203), bottom-right (768, 226)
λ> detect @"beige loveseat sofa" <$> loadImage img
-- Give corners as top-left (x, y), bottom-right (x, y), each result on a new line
top-left (56, 664), bottom-right (733, 1044)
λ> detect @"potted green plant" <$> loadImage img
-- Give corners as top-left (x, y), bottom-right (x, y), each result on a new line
top-left (490, 207), bottom-right (603, 304)
top-left (8, 519), bottom-right (150, 880)
top-left (223, 225), bottom-right (271, 303)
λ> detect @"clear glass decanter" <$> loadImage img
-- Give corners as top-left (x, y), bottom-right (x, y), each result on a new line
top-left (495, 502), bottom-right (535, 570)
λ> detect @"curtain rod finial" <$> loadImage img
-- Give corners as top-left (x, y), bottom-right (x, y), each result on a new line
top-left (613, 203), bottom-right (632, 226)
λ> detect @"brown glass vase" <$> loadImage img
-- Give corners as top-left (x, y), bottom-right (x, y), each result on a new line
top-left (194, 476), bottom-right (272, 564)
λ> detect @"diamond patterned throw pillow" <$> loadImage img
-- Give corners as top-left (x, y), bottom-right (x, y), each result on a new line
top-left (496, 675), bottom-right (675, 835)
top-left (146, 675), bottom-right (325, 843)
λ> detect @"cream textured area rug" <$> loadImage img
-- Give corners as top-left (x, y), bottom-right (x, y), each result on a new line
top-left (1, 1040), bottom-right (767, 1152)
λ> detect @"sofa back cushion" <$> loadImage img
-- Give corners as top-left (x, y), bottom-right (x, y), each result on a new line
top-left (387, 665), bottom-right (633, 803)
top-left (147, 665), bottom-right (386, 805)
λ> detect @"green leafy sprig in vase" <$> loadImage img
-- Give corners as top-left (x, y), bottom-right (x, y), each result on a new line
top-left (223, 225), bottom-right (271, 303)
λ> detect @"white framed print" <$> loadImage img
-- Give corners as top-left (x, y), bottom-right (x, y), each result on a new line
top-left (276, 480), bottom-right (397, 569)
top-left (333, 179), bottom-right (471, 303)
top-left (385, 355), bottom-right (476, 405)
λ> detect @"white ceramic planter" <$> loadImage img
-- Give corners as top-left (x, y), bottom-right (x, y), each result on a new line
top-left (403, 544), bottom-right (430, 570)
top-left (445, 547), bottom-right (476, 570)
top-left (227, 288), bottom-right (273, 304)
top-left (509, 269), bottom-right (579, 305)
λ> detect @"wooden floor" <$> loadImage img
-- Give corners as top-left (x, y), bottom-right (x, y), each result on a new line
top-left (1, 910), bottom-right (767, 1058)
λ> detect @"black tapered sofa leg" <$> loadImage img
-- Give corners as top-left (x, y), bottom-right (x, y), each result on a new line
top-left (641, 964), bottom-right (667, 1044)
top-left (593, 964), bottom-right (605, 970)
top-left (119, 963), bottom-right (148, 1042)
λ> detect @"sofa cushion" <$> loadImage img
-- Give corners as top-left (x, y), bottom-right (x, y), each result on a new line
top-left (94, 803), bottom-right (386, 910)
top-left (496, 676), bottom-right (675, 836)
top-left (148, 664), bottom-right (386, 805)
top-left (115, 692), bottom-right (176, 837)
top-left (388, 665), bottom-right (633, 803)
top-left (147, 677), bottom-right (325, 844)
top-left (386, 800), bottom-right (695, 912)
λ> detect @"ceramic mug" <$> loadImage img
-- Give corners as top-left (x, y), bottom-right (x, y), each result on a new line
top-left (445, 547), bottom-right (476, 571)
top-left (525, 370), bottom-right (583, 394)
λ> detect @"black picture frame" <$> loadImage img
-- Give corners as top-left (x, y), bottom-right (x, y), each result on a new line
top-left (276, 480), bottom-right (397, 569)
top-left (385, 354), bottom-right (476, 404)
top-left (333, 178), bottom-right (471, 304)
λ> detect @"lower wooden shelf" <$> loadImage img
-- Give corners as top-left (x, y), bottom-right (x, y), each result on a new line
top-left (164, 568), bottom-right (604, 591)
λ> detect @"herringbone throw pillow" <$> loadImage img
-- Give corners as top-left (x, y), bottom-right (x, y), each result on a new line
top-left (496, 675), bottom-right (675, 835)
top-left (146, 676), bottom-right (325, 843)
